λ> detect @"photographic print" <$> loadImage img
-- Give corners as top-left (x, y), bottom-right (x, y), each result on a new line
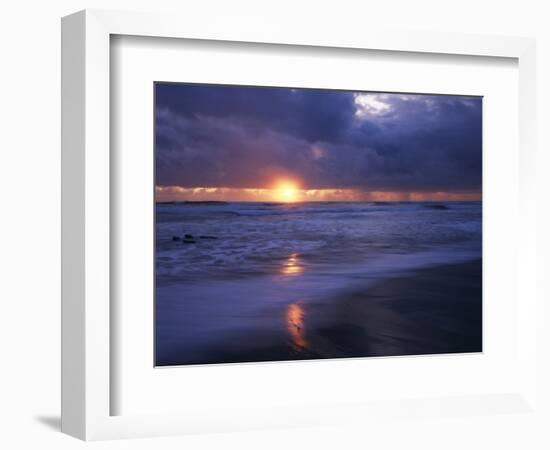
top-left (154, 83), bottom-right (482, 367)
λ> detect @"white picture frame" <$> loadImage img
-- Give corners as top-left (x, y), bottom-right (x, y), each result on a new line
top-left (61, 9), bottom-right (537, 441)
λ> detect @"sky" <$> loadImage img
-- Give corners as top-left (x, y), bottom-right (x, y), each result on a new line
top-left (155, 83), bottom-right (482, 202)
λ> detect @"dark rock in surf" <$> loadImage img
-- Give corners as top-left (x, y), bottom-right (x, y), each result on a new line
top-left (172, 236), bottom-right (181, 241)
top-left (199, 235), bottom-right (218, 240)
top-left (184, 234), bottom-right (194, 239)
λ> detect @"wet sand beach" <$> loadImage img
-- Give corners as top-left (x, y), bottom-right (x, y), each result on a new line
top-left (156, 259), bottom-right (482, 366)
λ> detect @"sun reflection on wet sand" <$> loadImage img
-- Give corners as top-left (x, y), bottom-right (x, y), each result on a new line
top-left (287, 303), bottom-right (308, 350)
top-left (280, 253), bottom-right (304, 276)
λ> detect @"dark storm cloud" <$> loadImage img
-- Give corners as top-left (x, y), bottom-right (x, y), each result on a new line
top-left (155, 83), bottom-right (356, 144)
top-left (155, 83), bottom-right (482, 192)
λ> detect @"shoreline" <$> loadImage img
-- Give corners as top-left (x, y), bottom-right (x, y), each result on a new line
top-left (156, 258), bottom-right (482, 366)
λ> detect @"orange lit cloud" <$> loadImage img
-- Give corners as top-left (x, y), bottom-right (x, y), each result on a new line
top-left (155, 186), bottom-right (481, 202)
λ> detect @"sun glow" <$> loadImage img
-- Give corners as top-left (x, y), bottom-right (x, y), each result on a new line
top-left (156, 185), bottom-right (482, 203)
top-left (274, 180), bottom-right (300, 203)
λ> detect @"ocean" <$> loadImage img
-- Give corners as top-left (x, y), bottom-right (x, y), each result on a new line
top-left (155, 201), bottom-right (482, 366)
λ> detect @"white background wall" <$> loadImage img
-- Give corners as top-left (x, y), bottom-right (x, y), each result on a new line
top-left (0, 1), bottom-right (548, 449)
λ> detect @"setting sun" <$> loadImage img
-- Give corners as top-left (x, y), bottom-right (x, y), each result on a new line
top-left (274, 180), bottom-right (300, 202)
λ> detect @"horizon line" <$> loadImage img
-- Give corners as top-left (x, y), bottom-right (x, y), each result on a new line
top-left (155, 185), bottom-right (481, 203)
top-left (156, 199), bottom-right (482, 204)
